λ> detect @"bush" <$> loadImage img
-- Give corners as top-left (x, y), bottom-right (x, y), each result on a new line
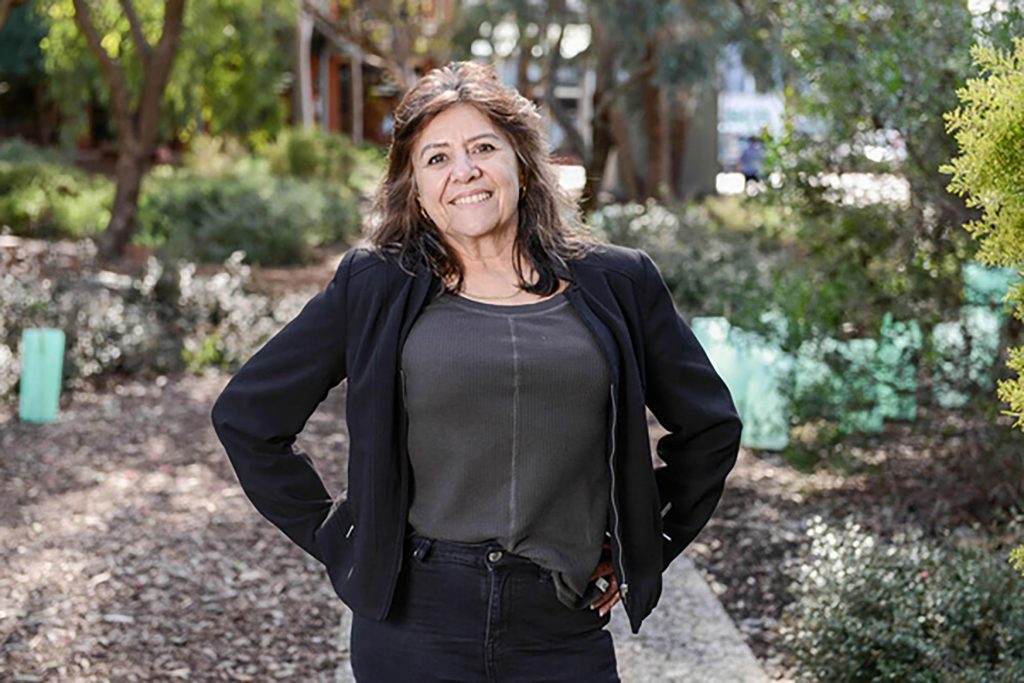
top-left (136, 163), bottom-right (360, 266)
top-left (261, 126), bottom-right (384, 193)
top-left (0, 140), bottom-right (113, 240)
top-left (588, 198), bottom-right (782, 330)
top-left (0, 240), bottom-right (314, 399)
top-left (783, 518), bottom-right (1024, 682)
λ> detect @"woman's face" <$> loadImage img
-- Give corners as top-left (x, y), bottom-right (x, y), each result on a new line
top-left (411, 103), bottom-right (522, 251)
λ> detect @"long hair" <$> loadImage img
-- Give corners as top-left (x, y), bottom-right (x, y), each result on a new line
top-left (366, 61), bottom-right (599, 296)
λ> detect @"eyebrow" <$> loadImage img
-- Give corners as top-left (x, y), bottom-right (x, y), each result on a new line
top-left (418, 132), bottom-right (502, 160)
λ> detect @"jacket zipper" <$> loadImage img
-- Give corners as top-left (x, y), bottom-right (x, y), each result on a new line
top-left (608, 382), bottom-right (629, 606)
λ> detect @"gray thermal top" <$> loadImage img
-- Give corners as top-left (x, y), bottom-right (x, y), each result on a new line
top-left (400, 290), bottom-right (610, 607)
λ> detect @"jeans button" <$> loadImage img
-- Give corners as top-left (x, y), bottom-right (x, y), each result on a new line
top-left (487, 550), bottom-right (503, 563)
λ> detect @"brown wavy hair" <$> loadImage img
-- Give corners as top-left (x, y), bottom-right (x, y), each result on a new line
top-left (366, 61), bottom-right (599, 296)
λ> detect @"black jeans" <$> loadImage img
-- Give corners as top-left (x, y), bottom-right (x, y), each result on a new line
top-left (350, 535), bottom-right (621, 682)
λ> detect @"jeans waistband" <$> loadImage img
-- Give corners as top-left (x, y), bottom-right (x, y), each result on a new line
top-left (407, 534), bottom-right (543, 572)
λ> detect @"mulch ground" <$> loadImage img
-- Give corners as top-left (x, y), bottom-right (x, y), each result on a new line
top-left (1, 373), bottom-right (352, 681)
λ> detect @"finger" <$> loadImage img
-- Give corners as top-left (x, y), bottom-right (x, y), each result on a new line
top-left (595, 591), bottom-right (620, 616)
top-left (589, 561), bottom-right (614, 581)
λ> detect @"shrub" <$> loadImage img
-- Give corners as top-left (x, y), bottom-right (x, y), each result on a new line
top-left (943, 38), bottom-right (1024, 431)
top-left (783, 518), bottom-right (1024, 682)
top-left (588, 198), bottom-right (781, 330)
top-left (261, 126), bottom-right (384, 193)
top-left (0, 140), bottom-right (113, 240)
top-left (0, 240), bottom-right (314, 400)
top-left (136, 164), bottom-right (360, 266)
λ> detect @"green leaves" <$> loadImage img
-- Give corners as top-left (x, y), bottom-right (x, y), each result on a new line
top-left (944, 37), bottom-right (1024, 430)
top-left (39, 0), bottom-right (295, 144)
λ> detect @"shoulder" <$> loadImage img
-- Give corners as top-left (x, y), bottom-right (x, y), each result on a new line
top-left (337, 243), bottom-right (416, 284)
top-left (569, 241), bottom-right (655, 288)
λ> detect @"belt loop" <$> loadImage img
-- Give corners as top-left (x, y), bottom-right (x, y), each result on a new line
top-left (412, 537), bottom-right (434, 562)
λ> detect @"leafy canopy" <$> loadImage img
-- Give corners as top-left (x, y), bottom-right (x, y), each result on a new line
top-left (40, 0), bottom-right (295, 146)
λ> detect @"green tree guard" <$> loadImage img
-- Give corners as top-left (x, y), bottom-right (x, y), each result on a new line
top-left (691, 317), bottom-right (791, 451)
top-left (877, 314), bottom-right (922, 422)
top-left (18, 328), bottom-right (65, 423)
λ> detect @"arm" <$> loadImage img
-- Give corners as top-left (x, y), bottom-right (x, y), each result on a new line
top-left (638, 251), bottom-right (743, 571)
top-left (210, 248), bottom-right (359, 563)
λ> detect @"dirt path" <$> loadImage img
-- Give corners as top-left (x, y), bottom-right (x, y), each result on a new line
top-left (1, 372), bottom-right (351, 681)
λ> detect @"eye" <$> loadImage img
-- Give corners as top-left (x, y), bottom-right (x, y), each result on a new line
top-left (427, 153), bottom-right (446, 166)
top-left (474, 142), bottom-right (497, 153)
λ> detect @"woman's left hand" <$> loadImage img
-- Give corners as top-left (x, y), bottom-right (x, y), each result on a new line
top-left (588, 546), bottom-right (620, 617)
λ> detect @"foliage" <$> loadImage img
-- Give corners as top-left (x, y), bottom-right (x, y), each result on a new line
top-left (1012, 545), bottom-right (1024, 577)
top-left (39, 0), bottom-right (295, 145)
top-left (943, 37), bottom-right (1024, 430)
top-left (759, 0), bottom-right (1024, 347)
top-left (0, 141), bottom-right (113, 239)
top-left (588, 198), bottom-right (783, 328)
top-left (261, 126), bottom-right (385, 194)
top-left (0, 241), bottom-right (313, 398)
top-left (0, 133), bottom-right (374, 266)
top-left (136, 161), bottom-right (361, 266)
top-left (783, 517), bottom-right (1024, 682)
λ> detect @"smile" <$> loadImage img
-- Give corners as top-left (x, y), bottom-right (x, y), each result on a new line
top-left (451, 191), bottom-right (493, 206)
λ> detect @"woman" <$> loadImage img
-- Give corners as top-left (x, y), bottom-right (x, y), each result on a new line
top-left (211, 62), bottom-right (742, 682)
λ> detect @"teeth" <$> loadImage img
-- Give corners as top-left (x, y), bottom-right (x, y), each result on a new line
top-left (452, 192), bottom-right (492, 205)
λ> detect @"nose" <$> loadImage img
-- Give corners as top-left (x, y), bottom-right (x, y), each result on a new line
top-left (451, 152), bottom-right (480, 182)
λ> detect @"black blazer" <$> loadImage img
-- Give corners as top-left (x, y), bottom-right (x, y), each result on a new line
top-left (211, 242), bottom-right (741, 634)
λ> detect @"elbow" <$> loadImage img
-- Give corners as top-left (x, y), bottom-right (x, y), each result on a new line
top-left (209, 384), bottom-right (235, 442)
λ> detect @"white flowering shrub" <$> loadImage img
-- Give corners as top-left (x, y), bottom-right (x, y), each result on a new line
top-left (0, 240), bottom-right (313, 399)
top-left (782, 517), bottom-right (1024, 681)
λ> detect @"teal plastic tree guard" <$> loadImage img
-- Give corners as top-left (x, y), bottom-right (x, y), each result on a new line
top-left (691, 317), bottom-right (790, 450)
top-left (18, 328), bottom-right (65, 423)
top-left (792, 337), bottom-right (885, 434)
top-left (962, 262), bottom-right (1019, 308)
top-left (931, 306), bottom-right (1003, 409)
top-left (876, 314), bottom-right (922, 421)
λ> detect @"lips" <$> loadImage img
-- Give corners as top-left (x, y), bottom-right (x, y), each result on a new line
top-left (450, 191), bottom-right (493, 206)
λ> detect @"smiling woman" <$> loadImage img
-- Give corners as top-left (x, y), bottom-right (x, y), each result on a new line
top-left (412, 105), bottom-right (524, 273)
top-left (211, 61), bottom-right (742, 683)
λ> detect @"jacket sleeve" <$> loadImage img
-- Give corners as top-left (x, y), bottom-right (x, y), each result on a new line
top-left (210, 248), bottom-right (359, 563)
top-left (638, 251), bottom-right (743, 571)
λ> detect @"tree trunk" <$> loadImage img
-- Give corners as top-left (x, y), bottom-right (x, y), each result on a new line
top-left (642, 47), bottom-right (669, 200)
top-left (609, 105), bottom-right (641, 201)
top-left (98, 150), bottom-right (148, 258)
top-left (669, 89), bottom-right (689, 197)
top-left (72, 0), bottom-right (185, 261)
top-left (582, 15), bottom-right (615, 211)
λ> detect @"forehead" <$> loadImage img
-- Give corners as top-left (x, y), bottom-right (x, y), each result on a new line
top-left (415, 103), bottom-right (511, 149)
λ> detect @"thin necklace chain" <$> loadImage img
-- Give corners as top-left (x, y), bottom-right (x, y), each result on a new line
top-left (458, 286), bottom-right (523, 301)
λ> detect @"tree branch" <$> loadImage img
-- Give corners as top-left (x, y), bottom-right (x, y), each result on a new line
top-left (71, 0), bottom-right (134, 141)
top-left (118, 0), bottom-right (152, 63)
top-left (136, 0), bottom-right (186, 147)
top-left (593, 61), bottom-right (656, 119)
top-left (542, 13), bottom-right (587, 161)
